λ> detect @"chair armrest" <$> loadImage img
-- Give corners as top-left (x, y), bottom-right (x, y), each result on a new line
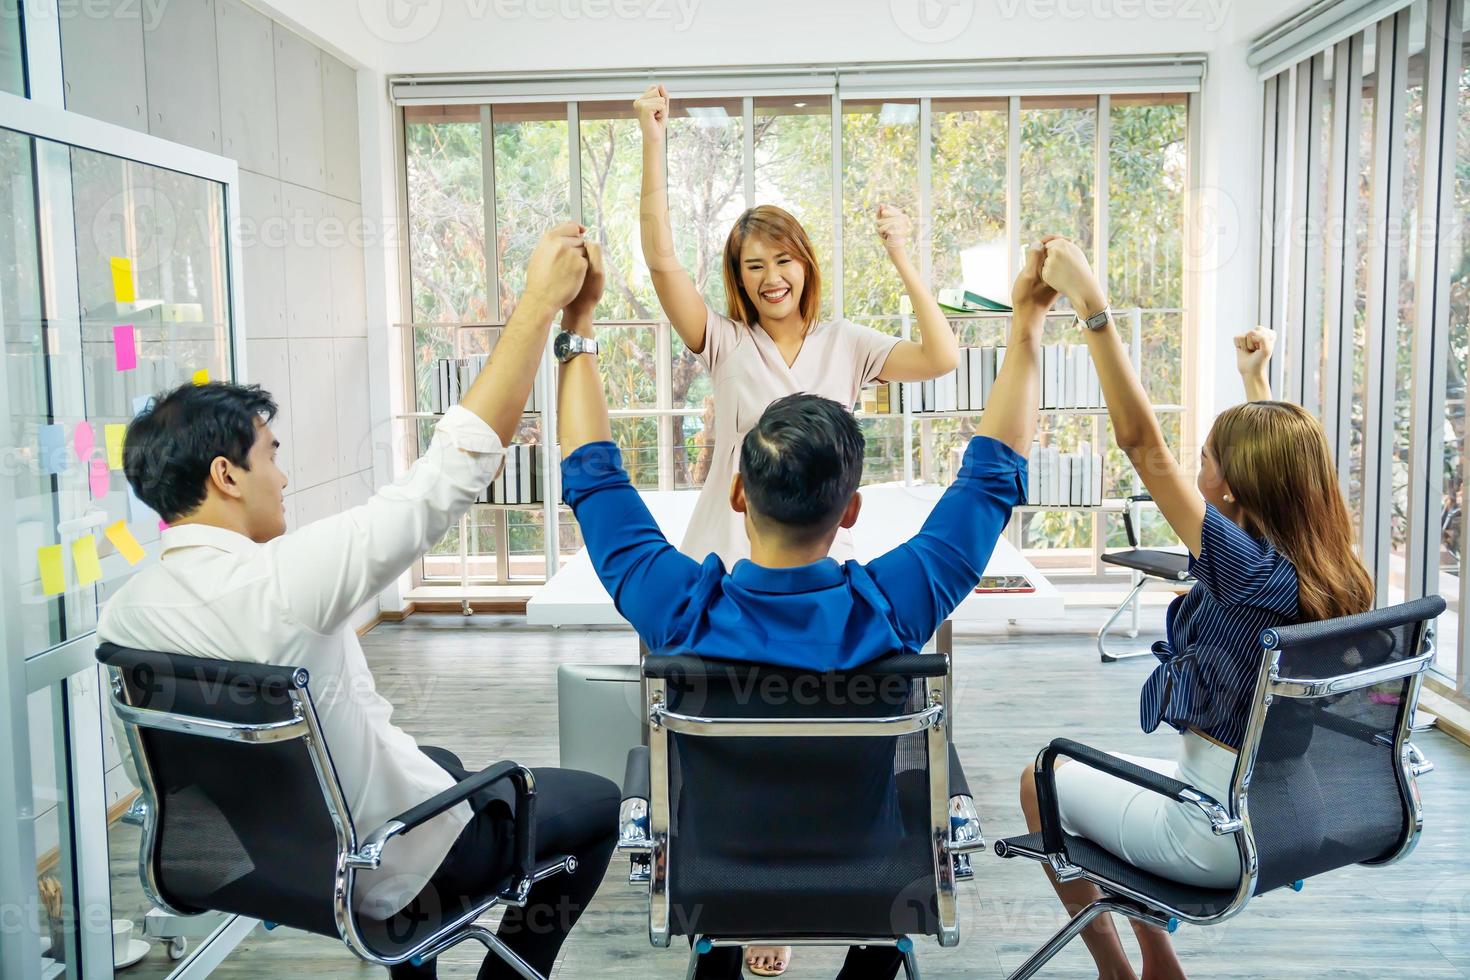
top-left (947, 742), bottom-right (970, 798)
top-left (1034, 738), bottom-right (1240, 858)
top-left (618, 746), bottom-right (652, 853)
top-left (622, 745), bottom-right (650, 802)
top-left (351, 760), bottom-right (536, 890)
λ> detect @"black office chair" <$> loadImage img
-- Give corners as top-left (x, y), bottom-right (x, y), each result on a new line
top-left (96, 643), bottom-right (576, 979)
top-left (1098, 493), bottom-right (1194, 662)
top-left (617, 653), bottom-right (986, 979)
top-left (994, 594), bottom-right (1444, 979)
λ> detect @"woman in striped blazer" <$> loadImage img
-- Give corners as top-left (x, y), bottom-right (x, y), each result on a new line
top-left (1016, 236), bottom-right (1374, 980)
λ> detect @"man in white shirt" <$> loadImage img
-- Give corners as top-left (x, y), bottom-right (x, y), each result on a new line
top-left (99, 223), bottom-right (618, 980)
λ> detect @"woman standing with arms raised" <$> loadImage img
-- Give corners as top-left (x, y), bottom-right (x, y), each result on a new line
top-left (636, 83), bottom-right (962, 576)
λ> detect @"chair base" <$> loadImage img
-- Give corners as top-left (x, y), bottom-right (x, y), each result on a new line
top-left (1097, 578), bottom-right (1154, 663)
top-left (1006, 898), bottom-right (1175, 980)
top-left (407, 924), bottom-right (547, 980)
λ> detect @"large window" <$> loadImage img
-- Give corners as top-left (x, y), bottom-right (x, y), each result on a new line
top-left (400, 81), bottom-right (1195, 586)
top-left (1257, 0), bottom-right (1468, 690)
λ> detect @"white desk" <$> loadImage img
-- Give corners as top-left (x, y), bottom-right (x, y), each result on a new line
top-left (527, 484), bottom-right (1064, 626)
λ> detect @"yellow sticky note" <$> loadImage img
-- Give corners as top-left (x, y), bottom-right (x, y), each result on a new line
top-left (105, 423), bottom-right (126, 470)
top-left (191, 368), bottom-right (210, 386)
top-left (72, 535), bottom-right (102, 586)
top-left (37, 544), bottom-right (65, 595)
top-left (110, 256), bottom-right (135, 303)
top-left (105, 520), bottom-right (146, 566)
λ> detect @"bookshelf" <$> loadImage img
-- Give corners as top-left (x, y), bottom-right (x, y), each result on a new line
top-left (857, 307), bottom-right (1173, 578)
top-left (395, 321), bottom-right (561, 612)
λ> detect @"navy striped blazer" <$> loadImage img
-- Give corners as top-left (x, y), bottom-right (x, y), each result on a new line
top-left (1140, 504), bottom-right (1300, 750)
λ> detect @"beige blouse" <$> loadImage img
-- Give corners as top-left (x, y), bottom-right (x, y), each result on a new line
top-left (680, 305), bottom-right (902, 569)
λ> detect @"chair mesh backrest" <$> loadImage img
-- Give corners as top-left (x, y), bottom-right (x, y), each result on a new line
top-left (1244, 622), bottom-right (1418, 895)
top-left (101, 645), bottom-right (343, 937)
top-left (659, 657), bottom-right (940, 940)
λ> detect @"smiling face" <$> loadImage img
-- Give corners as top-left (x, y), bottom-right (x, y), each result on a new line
top-left (739, 234), bottom-right (806, 326)
top-left (721, 205), bottom-right (821, 330)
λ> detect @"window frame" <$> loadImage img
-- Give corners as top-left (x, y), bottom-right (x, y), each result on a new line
top-left (394, 68), bottom-right (1201, 590)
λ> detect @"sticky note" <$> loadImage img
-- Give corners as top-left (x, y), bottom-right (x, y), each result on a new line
top-left (105, 423), bottom-right (126, 470)
top-left (72, 535), bottom-right (102, 586)
top-left (158, 519), bottom-right (169, 532)
top-left (89, 458), bottom-right (110, 498)
top-left (126, 482), bottom-right (156, 525)
top-left (37, 544), bottom-right (65, 596)
top-left (110, 256), bottom-right (135, 303)
top-left (105, 520), bottom-right (146, 566)
top-left (132, 393), bottom-right (153, 417)
top-left (192, 368), bottom-right (210, 386)
top-left (113, 324), bottom-right (137, 371)
top-left (74, 420), bottom-right (94, 461)
top-left (38, 424), bottom-right (66, 474)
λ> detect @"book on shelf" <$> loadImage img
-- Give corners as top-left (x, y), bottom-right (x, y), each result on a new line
top-left (477, 443), bottom-right (543, 505)
top-left (857, 342), bottom-right (1131, 418)
top-left (1025, 441), bottom-right (1104, 507)
top-left (432, 354), bottom-right (544, 415)
top-left (937, 287), bottom-right (1012, 314)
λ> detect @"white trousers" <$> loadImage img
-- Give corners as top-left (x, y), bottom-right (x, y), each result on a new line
top-left (1055, 731), bottom-right (1242, 889)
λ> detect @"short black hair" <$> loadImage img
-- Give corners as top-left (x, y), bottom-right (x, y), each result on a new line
top-left (739, 394), bottom-right (865, 542)
top-left (123, 381), bottom-right (278, 522)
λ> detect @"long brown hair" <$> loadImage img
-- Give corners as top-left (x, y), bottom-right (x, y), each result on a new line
top-left (1206, 401), bottom-right (1373, 622)
top-left (721, 205), bottom-right (821, 331)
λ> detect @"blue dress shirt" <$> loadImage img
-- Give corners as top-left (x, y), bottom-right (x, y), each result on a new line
top-left (1140, 504), bottom-right (1300, 750)
top-left (561, 435), bottom-right (1028, 668)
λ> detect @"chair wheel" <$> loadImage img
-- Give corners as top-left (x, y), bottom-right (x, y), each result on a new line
top-left (168, 937), bottom-right (188, 960)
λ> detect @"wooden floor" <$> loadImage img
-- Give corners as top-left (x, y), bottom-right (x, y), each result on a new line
top-left (146, 609), bottom-right (1469, 978)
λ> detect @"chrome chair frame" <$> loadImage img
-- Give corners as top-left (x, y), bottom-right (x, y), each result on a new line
top-left (995, 596), bottom-right (1443, 980)
top-left (1097, 493), bottom-right (1194, 663)
top-left (618, 658), bottom-right (986, 979)
top-left (104, 660), bottom-right (574, 979)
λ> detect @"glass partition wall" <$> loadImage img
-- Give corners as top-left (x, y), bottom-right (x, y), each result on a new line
top-left (399, 79), bottom-right (1198, 590)
top-left (0, 91), bottom-right (244, 979)
top-left (1256, 0), bottom-right (1469, 692)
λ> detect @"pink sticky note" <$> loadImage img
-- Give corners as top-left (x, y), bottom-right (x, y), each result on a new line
top-left (74, 421), bottom-right (94, 461)
top-left (89, 457), bottom-right (110, 498)
top-left (113, 325), bottom-right (137, 371)
top-left (157, 519), bottom-right (169, 532)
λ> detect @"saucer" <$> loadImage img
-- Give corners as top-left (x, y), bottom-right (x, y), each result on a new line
top-left (114, 938), bottom-right (151, 970)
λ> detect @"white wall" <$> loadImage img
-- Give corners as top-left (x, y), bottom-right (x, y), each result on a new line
top-left (60, 0), bottom-right (380, 628)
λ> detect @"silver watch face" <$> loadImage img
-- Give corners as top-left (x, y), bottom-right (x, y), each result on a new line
top-left (555, 331), bottom-right (596, 361)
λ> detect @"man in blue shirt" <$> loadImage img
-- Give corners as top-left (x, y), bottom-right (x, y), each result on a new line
top-left (554, 243), bottom-right (1056, 979)
top-left (558, 248), bottom-right (1054, 666)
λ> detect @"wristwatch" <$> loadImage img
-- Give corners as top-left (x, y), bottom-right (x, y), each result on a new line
top-left (1076, 306), bottom-right (1113, 331)
top-left (554, 331), bottom-right (599, 363)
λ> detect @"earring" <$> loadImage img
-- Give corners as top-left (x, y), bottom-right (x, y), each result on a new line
top-left (1223, 494), bottom-right (1233, 503)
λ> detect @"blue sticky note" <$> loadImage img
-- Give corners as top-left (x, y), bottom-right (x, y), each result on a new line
top-left (126, 480), bottom-right (157, 526)
top-left (38, 424), bottom-right (67, 474)
top-left (132, 394), bottom-right (154, 417)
